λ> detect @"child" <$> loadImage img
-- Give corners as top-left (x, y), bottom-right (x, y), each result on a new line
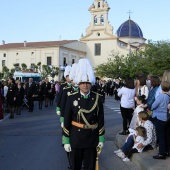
top-left (116, 126), bottom-right (146, 161)
top-left (129, 95), bottom-right (146, 134)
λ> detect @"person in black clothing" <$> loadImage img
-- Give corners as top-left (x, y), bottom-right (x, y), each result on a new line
top-left (6, 78), bottom-right (16, 118)
top-left (15, 82), bottom-right (24, 115)
top-left (37, 80), bottom-right (44, 109)
top-left (114, 79), bottom-right (121, 101)
top-left (43, 78), bottom-right (51, 107)
top-left (100, 80), bottom-right (107, 103)
top-left (62, 59), bottom-right (105, 170)
top-left (48, 83), bottom-right (55, 106)
top-left (25, 78), bottom-right (36, 112)
top-left (56, 65), bottom-right (72, 115)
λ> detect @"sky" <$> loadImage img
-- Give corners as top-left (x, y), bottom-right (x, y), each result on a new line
top-left (0, 0), bottom-right (170, 44)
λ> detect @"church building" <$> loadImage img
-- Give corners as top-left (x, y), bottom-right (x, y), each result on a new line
top-left (0, 0), bottom-right (146, 80)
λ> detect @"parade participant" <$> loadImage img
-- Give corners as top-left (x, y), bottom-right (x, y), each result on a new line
top-left (62, 58), bottom-right (105, 170)
top-left (37, 80), bottom-right (44, 109)
top-left (15, 82), bottom-right (24, 115)
top-left (0, 82), bottom-right (3, 119)
top-left (25, 78), bottom-right (36, 112)
top-left (56, 65), bottom-right (72, 115)
top-left (48, 83), bottom-right (55, 106)
top-left (60, 63), bottom-right (79, 169)
top-left (43, 77), bottom-right (51, 107)
top-left (6, 78), bottom-right (16, 119)
top-left (60, 63), bottom-right (79, 128)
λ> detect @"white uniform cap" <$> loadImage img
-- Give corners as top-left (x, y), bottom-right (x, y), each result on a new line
top-left (64, 65), bottom-right (71, 78)
top-left (75, 58), bottom-right (96, 85)
top-left (69, 63), bottom-right (78, 83)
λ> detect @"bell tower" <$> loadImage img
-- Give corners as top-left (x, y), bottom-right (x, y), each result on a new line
top-left (80, 0), bottom-right (115, 41)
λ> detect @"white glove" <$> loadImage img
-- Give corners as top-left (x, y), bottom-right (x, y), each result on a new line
top-left (61, 122), bottom-right (64, 128)
top-left (64, 144), bottom-right (72, 152)
top-left (97, 142), bottom-right (104, 149)
top-left (56, 111), bottom-right (60, 116)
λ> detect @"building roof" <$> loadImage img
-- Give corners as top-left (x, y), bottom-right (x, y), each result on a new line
top-left (117, 18), bottom-right (143, 38)
top-left (0, 40), bottom-right (77, 49)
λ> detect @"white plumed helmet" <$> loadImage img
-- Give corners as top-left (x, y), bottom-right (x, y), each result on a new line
top-left (75, 58), bottom-right (96, 85)
top-left (64, 65), bottom-right (71, 78)
top-left (69, 63), bottom-right (78, 83)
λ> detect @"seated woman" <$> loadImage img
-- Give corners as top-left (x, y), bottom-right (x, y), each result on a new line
top-left (114, 111), bottom-right (156, 157)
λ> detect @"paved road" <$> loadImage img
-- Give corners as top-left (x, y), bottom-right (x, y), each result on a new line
top-left (0, 96), bottom-right (137, 170)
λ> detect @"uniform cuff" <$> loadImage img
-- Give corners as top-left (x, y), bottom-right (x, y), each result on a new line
top-left (99, 135), bottom-right (105, 143)
top-left (60, 117), bottom-right (64, 123)
top-left (56, 107), bottom-right (60, 111)
top-left (62, 136), bottom-right (70, 144)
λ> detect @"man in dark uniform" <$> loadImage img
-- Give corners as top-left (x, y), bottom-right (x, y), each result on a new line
top-left (56, 65), bottom-right (72, 115)
top-left (42, 77), bottom-right (51, 107)
top-left (25, 78), bottom-right (36, 112)
top-left (60, 63), bottom-right (79, 169)
top-left (62, 58), bottom-right (105, 170)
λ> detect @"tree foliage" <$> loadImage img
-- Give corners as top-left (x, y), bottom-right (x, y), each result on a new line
top-left (95, 40), bottom-right (170, 79)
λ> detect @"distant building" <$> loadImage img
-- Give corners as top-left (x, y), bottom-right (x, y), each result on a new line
top-left (0, 0), bottom-right (146, 80)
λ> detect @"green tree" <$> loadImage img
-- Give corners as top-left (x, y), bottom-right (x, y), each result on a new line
top-left (21, 63), bottom-right (27, 71)
top-left (2, 66), bottom-right (10, 80)
top-left (141, 40), bottom-right (170, 75)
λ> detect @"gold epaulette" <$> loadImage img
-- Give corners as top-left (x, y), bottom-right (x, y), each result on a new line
top-left (63, 86), bottom-right (71, 90)
top-left (68, 91), bottom-right (78, 96)
top-left (91, 91), bottom-right (103, 97)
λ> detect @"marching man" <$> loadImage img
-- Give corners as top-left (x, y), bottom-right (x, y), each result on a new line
top-left (56, 65), bottom-right (72, 115)
top-left (62, 58), bottom-right (105, 170)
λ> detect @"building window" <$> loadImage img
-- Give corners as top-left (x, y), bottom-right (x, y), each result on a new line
top-left (72, 59), bottom-right (75, 64)
top-left (98, 2), bottom-right (100, 7)
top-left (97, 32), bottom-right (100, 36)
top-left (3, 53), bottom-right (6, 57)
top-left (94, 16), bottom-right (97, 25)
top-left (47, 57), bottom-right (52, 65)
top-left (2, 60), bottom-right (5, 67)
top-left (95, 43), bottom-right (101, 56)
top-left (31, 52), bottom-right (34, 55)
top-left (100, 15), bottom-right (104, 24)
top-left (63, 57), bottom-right (67, 66)
top-left (16, 53), bottom-right (18, 55)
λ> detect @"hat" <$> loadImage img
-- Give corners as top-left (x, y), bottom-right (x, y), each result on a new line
top-left (75, 58), bottom-right (95, 85)
top-left (69, 63), bottom-right (78, 83)
top-left (64, 65), bottom-right (71, 78)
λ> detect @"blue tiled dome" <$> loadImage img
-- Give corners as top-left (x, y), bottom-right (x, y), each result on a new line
top-left (117, 19), bottom-right (143, 38)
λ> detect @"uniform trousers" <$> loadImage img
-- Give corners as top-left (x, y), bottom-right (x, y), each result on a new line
top-left (71, 148), bottom-right (97, 170)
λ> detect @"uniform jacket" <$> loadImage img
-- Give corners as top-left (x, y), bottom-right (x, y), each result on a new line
top-left (62, 91), bottom-right (105, 149)
top-left (60, 86), bottom-right (79, 121)
top-left (57, 82), bottom-right (70, 109)
top-left (25, 82), bottom-right (36, 97)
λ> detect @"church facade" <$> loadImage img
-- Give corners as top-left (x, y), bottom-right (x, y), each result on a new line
top-left (0, 0), bottom-right (146, 80)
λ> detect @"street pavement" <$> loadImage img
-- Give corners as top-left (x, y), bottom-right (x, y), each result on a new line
top-left (0, 96), bottom-right (138, 170)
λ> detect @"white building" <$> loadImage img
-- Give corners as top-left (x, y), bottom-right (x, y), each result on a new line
top-left (0, 0), bottom-right (146, 80)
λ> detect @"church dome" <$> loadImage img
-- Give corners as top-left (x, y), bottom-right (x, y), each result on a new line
top-left (117, 19), bottom-right (143, 38)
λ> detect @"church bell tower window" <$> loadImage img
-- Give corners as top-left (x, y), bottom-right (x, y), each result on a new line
top-left (98, 2), bottom-right (100, 8)
top-left (100, 15), bottom-right (104, 24)
top-left (94, 16), bottom-right (97, 25)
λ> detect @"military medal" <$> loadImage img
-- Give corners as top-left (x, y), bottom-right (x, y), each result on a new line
top-left (73, 100), bottom-right (78, 107)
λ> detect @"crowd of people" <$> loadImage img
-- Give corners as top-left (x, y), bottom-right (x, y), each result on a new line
top-left (0, 62), bottom-right (170, 169)
top-left (0, 77), bottom-right (59, 119)
top-left (114, 70), bottom-right (170, 161)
